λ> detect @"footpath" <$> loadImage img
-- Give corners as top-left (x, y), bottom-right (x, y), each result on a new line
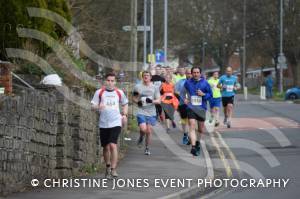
top-left (7, 114), bottom-right (213, 199)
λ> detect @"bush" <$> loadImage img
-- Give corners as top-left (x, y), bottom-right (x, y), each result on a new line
top-left (15, 62), bottom-right (45, 76)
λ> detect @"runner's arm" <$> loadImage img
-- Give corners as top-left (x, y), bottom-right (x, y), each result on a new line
top-left (121, 104), bottom-right (128, 116)
top-left (217, 76), bottom-right (223, 89)
top-left (182, 82), bottom-right (189, 104)
top-left (217, 81), bottom-right (223, 89)
top-left (203, 82), bottom-right (213, 100)
top-left (234, 77), bottom-right (241, 90)
top-left (132, 87), bottom-right (140, 104)
top-left (91, 90), bottom-right (100, 111)
top-left (120, 90), bottom-right (129, 115)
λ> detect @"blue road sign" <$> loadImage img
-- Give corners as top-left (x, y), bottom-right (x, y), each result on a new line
top-left (155, 50), bottom-right (165, 63)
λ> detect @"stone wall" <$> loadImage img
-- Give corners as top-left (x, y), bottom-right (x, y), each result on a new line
top-left (0, 86), bottom-right (100, 195)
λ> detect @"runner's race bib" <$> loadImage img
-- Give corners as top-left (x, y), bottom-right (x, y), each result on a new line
top-left (191, 95), bottom-right (202, 106)
top-left (226, 85), bottom-right (234, 92)
top-left (103, 96), bottom-right (119, 110)
top-left (141, 96), bottom-right (153, 107)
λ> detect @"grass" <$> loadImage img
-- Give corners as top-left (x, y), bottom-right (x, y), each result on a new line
top-left (128, 115), bottom-right (139, 133)
top-left (246, 86), bottom-right (286, 101)
top-left (80, 163), bottom-right (103, 175)
top-left (272, 90), bottom-right (285, 101)
top-left (246, 87), bottom-right (260, 95)
top-left (294, 99), bottom-right (300, 104)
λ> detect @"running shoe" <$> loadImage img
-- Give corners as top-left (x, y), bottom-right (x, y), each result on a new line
top-left (223, 117), bottom-right (227, 125)
top-left (144, 147), bottom-right (151, 155)
top-left (111, 169), bottom-right (118, 178)
top-left (166, 128), bottom-right (170, 133)
top-left (137, 135), bottom-right (144, 148)
top-left (190, 147), bottom-right (200, 156)
top-left (186, 140), bottom-right (191, 145)
top-left (215, 121), bottom-right (220, 127)
top-left (227, 121), bottom-right (231, 128)
top-left (182, 133), bottom-right (189, 145)
top-left (105, 167), bottom-right (111, 179)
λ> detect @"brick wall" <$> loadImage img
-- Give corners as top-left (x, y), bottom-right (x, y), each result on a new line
top-left (0, 86), bottom-right (101, 195)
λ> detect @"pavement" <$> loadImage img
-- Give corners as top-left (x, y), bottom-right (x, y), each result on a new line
top-left (6, 113), bottom-right (214, 199)
top-left (5, 94), bottom-right (300, 199)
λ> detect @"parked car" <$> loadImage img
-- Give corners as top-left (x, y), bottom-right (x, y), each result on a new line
top-left (285, 87), bottom-right (300, 100)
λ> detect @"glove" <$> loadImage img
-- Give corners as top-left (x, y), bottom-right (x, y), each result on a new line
top-left (133, 91), bottom-right (139, 97)
top-left (137, 101), bottom-right (143, 107)
top-left (165, 96), bottom-right (173, 100)
top-left (146, 98), bottom-right (153, 103)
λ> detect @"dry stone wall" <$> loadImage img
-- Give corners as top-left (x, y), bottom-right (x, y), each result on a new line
top-left (0, 86), bottom-right (101, 195)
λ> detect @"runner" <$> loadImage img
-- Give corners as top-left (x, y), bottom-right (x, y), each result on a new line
top-left (207, 71), bottom-right (222, 127)
top-left (91, 73), bottom-right (128, 178)
top-left (161, 67), bottom-right (167, 78)
top-left (160, 74), bottom-right (179, 133)
top-left (151, 65), bottom-right (166, 121)
top-left (218, 66), bottom-right (240, 128)
top-left (133, 71), bottom-right (161, 155)
top-left (175, 68), bottom-right (192, 145)
top-left (182, 66), bottom-right (212, 156)
top-left (173, 66), bottom-right (186, 85)
top-left (165, 66), bottom-right (172, 76)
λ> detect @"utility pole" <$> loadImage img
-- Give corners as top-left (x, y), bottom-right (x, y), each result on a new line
top-left (150, 0), bottom-right (154, 56)
top-left (164, 0), bottom-right (168, 66)
top-left (242, 0), bottom-right (247, 90)
top-left (278, 0), bottom-right (285, 93)
top-left (130, 0), bottom-right (138, 76)
top-left (143, 0), bottom-right (148, 69)
top-left (130, 0), bottom-right (138, 117)
top-left (202, 39), bottom-right (207, 67)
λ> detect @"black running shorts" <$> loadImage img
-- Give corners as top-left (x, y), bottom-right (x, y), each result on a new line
top-left (187, 108), bottom-right (206, 122)
top-left (222, 96), bottom-right (234, 107)
top-left (99, 126), bottom-right (121, 147)
top-left (178, 104), bottom-right (188, 119)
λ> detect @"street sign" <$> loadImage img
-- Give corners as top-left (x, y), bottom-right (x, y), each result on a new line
top-left (122, 26), bottom-right (151, 32)
top-left (155, 50), bottom-right (165, 63)
top-left (277, 62), bottom-right (287, 69)
top-left (148, 54), bottom-right (155, 64)
top-left (278, 54), bottom-right (286, 64)
top-left (277, 54), bottom-right (287, 69)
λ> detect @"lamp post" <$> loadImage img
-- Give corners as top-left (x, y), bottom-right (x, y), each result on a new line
top-left (278, 0), bottom-right (286, 93)
top-left (202, 40), bottom-right (207, 67)
top-left (143, 0), bottom-right (148, 68)
top-left (242, 0), bottom-right (247, 90)
top-left (164, 0), bottom-right (168, 66)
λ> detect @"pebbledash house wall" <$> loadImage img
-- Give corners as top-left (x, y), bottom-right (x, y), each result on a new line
top-left (0, 86), bottom-right (101, 195)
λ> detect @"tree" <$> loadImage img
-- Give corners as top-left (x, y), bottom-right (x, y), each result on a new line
top-left (0, 0), bottom-right (71, 60)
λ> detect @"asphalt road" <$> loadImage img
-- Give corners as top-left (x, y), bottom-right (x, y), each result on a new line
top-left (203, 96), bottom-right (300, 199)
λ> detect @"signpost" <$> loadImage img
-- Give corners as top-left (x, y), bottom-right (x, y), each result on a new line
top-left (277, 54), bottom-right (287, 69)
top-left (122, 25), bottom-right (150, 32)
